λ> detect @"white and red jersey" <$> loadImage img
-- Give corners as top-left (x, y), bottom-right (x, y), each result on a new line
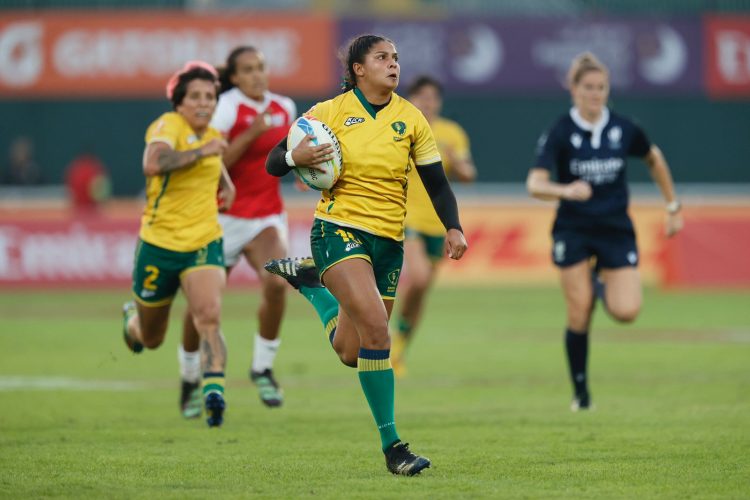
top-left (211, 88), bottom-right (296, 218)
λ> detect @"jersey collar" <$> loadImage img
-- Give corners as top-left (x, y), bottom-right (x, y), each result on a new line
top-left (570, 107), bottom-right (610, 149)
top-left (353, 87), bottom-right (390, 119)
top-left (234, 88), bottom-right (271, 113)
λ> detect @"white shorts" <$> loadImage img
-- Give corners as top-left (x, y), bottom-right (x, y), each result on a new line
top-left (219, 212), bottom-right (288, 267)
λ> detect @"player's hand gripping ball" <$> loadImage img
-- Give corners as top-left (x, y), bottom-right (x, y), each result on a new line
top-left (287, 116), bottom-right (343, 191)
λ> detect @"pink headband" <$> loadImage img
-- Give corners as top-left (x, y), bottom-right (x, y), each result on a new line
top-left (165, 60), bottom-right (219, 100)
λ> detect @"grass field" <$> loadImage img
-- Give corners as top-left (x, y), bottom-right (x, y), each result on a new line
top-left (0, 286), bottom-right (748, 499)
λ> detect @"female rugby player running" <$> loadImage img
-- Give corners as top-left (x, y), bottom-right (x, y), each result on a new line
top-left (122, 61), bottom-right (235, 427)
top-left (264, 35), bottom-right (467, 475)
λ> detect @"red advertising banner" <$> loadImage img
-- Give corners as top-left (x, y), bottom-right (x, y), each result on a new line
top-left (0, 12), bottom-right (335, 97)
top-left (705, 15), bottom-right (750, 97)
top-left (3, 201), bottom-right (748, 288)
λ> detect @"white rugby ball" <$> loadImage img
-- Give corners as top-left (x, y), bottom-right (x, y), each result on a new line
top-left (287, 116), bottom-right (343, 191)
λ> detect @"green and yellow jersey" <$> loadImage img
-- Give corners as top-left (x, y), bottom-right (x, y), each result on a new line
top-left (405, 117), bottom-right (471, 236)
top-left (307, 88), bottom-right (441, 241)
top-left (140, 112), bottom-right (223, 252)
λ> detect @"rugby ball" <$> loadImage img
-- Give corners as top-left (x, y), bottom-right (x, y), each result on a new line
top-left (287, 116), bottom-right (343, 191)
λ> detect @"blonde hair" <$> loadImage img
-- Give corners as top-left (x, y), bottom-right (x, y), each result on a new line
top-left (567, 52), bottom-right (609, 89)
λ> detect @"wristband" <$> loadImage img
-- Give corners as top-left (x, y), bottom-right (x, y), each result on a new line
top-left (284, 150), bottom-right (296, 167)
top-left (666, 200), bottom-right (681, 214)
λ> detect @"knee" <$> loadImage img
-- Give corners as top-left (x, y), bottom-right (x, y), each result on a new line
top-left (359, 320), bottom-right (390, 349)
top-left (567, 300), bottom-right (594, 330)
top-left (338, 353), bottom-right (358, 368)
top-left (141, 335), bottom-right (165, 350)
top-left (263, 274), bottom-right (287, 298)
top-left (609, 303), bottom-right (641, 323)
top-left (192, 302), bottom-right (221, 329)
top-left (408, 270), bottom-right (431, 294)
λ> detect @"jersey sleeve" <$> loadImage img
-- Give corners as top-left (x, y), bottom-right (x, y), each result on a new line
top-left (210, 94), bottom-right (237, 135)
top-left (533, 124), bottom-right (561, 171)
top-left (627, 122), bottom-right (652, 157)
top-left (412, 112), bottom-right (442, 166)
top-left (306, 100), bottom-right (331, 124)
top-left (145, 113), bottom-right (182, 148)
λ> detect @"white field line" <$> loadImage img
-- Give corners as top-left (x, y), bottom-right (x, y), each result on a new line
top-left (0, 376), bottom-right (142, 391)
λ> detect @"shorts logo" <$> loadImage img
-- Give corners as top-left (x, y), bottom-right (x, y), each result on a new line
top-left (345, 117), bottom-right (365, 126)
top-left (388, 269), bottom-right (401, 286)
top-left (195, 246), bottom-right (208, 266)
top-left (344, 242), bottom-right (361, 252)
top-left (140, 289), bottom-right (156, 298)
top-left (554, 241), bottom-right (566, 263)
top-left (627, 251), bottom-right (638, 265)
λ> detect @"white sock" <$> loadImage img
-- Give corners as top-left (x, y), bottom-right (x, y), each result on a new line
top-left (178, 345), bottom-right (201, 383)
top-left (252, 333), bottom-right (281, 373)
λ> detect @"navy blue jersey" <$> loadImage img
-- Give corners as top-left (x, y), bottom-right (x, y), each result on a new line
top-left (534, 108), bottom-right (651, 230)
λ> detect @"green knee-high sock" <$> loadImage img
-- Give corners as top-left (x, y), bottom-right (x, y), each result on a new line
top-left (358, 347), bottom-right (400, 451)
top-left (299, 285), bottom-right (339, 343)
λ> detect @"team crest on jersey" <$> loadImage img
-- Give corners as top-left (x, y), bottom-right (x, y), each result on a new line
top-left (391, 121), bottom-right (406, 141)
top-left (344, 117), bottom-right (365, 126)
top-left (607, 126), bottom-right (622, 149)
top-left (187, 134), bottom-right (198, 145)
top-left (570, 133), bottom-right (583, 149)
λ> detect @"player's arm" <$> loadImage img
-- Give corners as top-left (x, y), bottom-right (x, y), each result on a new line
top-left (445, 127), bottom-right (476, 182)
top-left (143, 139), bottom-right (227, 177)
top-left (265, 136), bottom-right (333, 177)
top-left (218, 164), bottom-right (236, 211)
top-left (450, 156), bottom-right (477, 182)
top-left (526, 168), bottom-right (592, 202)
top-left (222, 113), bottom-right (272, 168)
top-left (643, 145), bottom-right (683, 237)
top-left (416, 162), bottom-right (468, 260)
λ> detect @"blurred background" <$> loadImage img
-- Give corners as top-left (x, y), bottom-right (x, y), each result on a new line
top-left (0, 0), bottom-right (749, 289)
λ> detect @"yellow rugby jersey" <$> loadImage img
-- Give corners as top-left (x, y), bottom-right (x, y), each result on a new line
top-left (140, 112), bottom-right (223, 252)
top-left (308, 88), bottom-right (441, 241)
top-left (404, 118), bottom-right (471, 236)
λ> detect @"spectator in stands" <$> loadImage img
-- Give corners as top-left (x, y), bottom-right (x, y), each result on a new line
top-left (1, 136), bottom-right (44, 185)
top-left (65, 149), bottom-right (112, 212)
top-left (526, 52), bottom-right (683, 412)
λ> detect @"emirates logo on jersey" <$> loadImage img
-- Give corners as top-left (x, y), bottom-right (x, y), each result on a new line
top-left (344, 116), bottom-right (365, 126)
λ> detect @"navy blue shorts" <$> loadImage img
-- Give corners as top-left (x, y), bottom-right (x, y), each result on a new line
top-left (551, 226), bottom-right (638, 269)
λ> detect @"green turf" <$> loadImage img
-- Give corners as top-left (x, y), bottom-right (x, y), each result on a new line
top-left (0, 287), bottom-right (748, 499)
